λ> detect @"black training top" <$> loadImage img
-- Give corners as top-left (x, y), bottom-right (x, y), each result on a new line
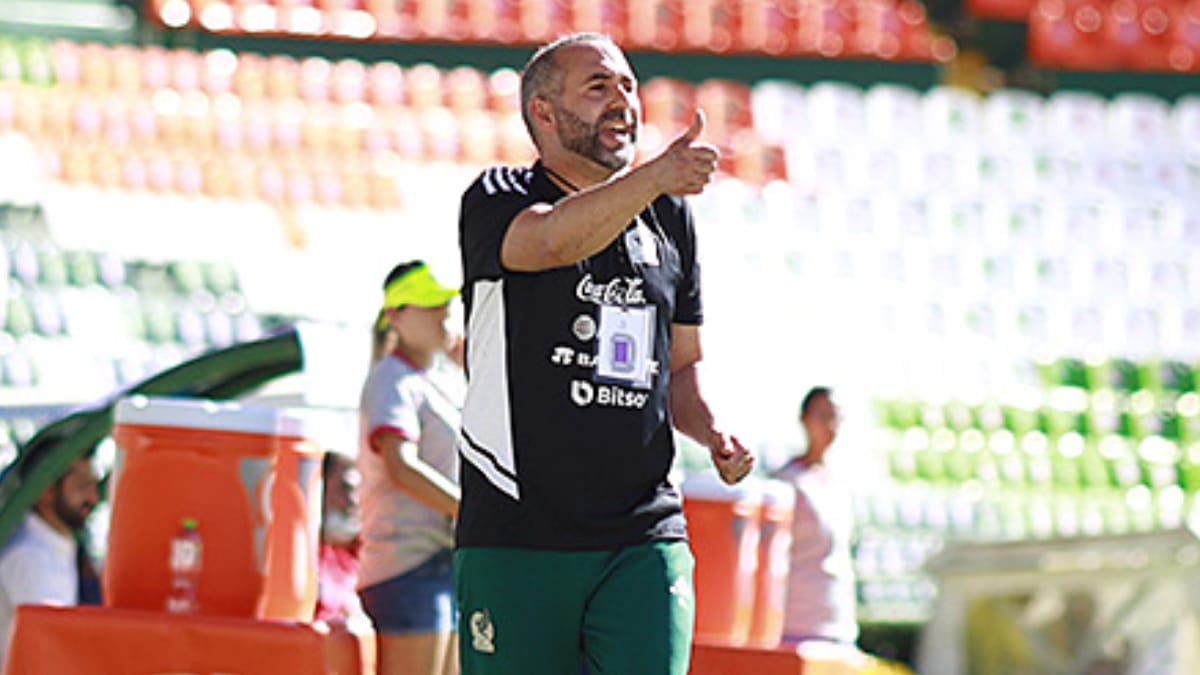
top-left (455, 161), bottom-right (703, 550)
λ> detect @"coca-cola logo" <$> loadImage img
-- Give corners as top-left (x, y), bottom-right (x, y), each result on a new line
top-left (575, 273), bottom-right (645, 306)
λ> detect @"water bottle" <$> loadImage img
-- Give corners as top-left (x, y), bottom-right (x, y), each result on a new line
top-left (166, 517), bottom-right (202, 614)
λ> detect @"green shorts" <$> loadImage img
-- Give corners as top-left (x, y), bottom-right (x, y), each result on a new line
top-left (454, 541), bottom-right (695, 675)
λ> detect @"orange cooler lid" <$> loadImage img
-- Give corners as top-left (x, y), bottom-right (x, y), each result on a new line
top-left (680, 471), bottom-right (765, 505)
top-left (114, 395), bottom-right (316, 439)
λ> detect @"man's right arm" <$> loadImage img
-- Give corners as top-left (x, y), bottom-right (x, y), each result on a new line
top-left (501, 111), bottom-right (719, 273)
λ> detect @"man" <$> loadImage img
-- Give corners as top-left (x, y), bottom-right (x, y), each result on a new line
top-left (775, 387), bottom-right (859, 645)
top-left (314, 450), bottom-right (365, 626)
top-left (0, 454), bottom-right (100, 667)
top-left (455, 32), bottom-right (753, 675)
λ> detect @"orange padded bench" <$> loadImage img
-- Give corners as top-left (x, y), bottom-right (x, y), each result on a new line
top-left (4, 605), bottom-right (371, 675)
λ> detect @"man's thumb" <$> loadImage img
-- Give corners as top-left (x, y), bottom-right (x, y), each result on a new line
top-left (676, 109), bottom-right (705, 145)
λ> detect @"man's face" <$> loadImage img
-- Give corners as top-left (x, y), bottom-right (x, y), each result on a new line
top-left (549, 42), bottom-right (641, 171)
top-left (322, 454), bottom-right (362, 545)
top-left (52, 459), bottom-right (100, 531)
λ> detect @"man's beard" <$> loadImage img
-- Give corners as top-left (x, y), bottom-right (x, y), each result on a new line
top-left (53, 490), bottom-right (91, 531)
top-left (555, 105), bottom-right (636, 172)
top-left (322, 509), bottom-right (362, 546)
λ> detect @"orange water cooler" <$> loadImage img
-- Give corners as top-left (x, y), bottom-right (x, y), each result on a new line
top-left (103, 395), bottom-right (325, 621)
top-left (682, 472), bottom-right (763, 646)
top-left (746, 479), bottom-right (795, 648)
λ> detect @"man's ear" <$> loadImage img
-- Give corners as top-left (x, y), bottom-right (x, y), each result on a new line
top-left (530, 96), bottom-right (554, 128)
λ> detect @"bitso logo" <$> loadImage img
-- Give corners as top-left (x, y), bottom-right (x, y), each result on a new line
top-left (569, 380), bottom-right (648, 409)
top-left (571, 380), bottom-right (595, 406)
top-left (469, 609), bottom-right (496, 654)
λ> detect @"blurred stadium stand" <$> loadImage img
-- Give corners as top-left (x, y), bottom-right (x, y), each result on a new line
top-left (0, 0), bottom-right (1199, 669)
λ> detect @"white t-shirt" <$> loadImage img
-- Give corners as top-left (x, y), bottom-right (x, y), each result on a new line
top-left (356, 353), bottom-right (462, 589)
top-left (0, 512), bottom-right (79, 667)
top-left (775, 460), bottom-right (859, 644)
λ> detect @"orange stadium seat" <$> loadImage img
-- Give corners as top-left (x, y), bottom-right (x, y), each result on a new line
top-left (420, 106), bottom-right (460, 162)
top-left (565, 0), bottom-right (627, 44)
top-left (795, 0), bottom-right (859, 58)
top-left (233, 52), bottom-right (268, 100)
top-left (174, 154), bottom-right (205, 195)
top-left (71, 93), bottom-right (103, 141)
top-left (213, 107), bottom-right (243, 151)
top-left (110, 45), bottom-right (144, 94)
top-left (91, 146), bottom-right (123, 189)
top-left (1109, 0), bottom-right (1174, 70)
top-left (169, 48), bottom-right (203, 92)
top-left (624, 0), bottom-right (680, 51)
top-left (300, 101), bottom-right (335, 154)
top-left (127, 98), bottom-right (158, 147)
top-left (1172, 0), bottom-right (1200, 71)
top-left (458, 108), bottom-right (499, 166)
top-left (366, 61), bottom-right (405, 107)
top-left (694, 79), bottom-right (754, 147)
top-left (49, 40), bottom-right (82, 89)
top-left (1029, 0), bottom-right (1119, 70)
top-left (496, 111), bottom-right (535, 164)
top-left (445, 66), bottom-right (487, 114)
top-left (681, 0), bottom-right (740, 53)
top-left (201, 49), bottom-right (238, 95)
top-left (265, 55), bottom-right (300, 100)
top-left (486, 67), bottom-right (520, 115)
top-left (311, 163), bottom-right (342, 205)
top-left (138, 45), bottom-right (171, 91)
top-left (269, 98), bottom-right (305, 154)
top-left (99, 97), bottom-right (133, 148)
top-left (79, 43), bottom-right (116, 93)
top-left (256, 160), bottom-right (286, 203)
top-left (641, 77), bottom-right (696, 136)
top-left (331, 103), bottom-right (369, 154)
top-left (298, 56), bottom-right (332, 102)
top-left (330, 58), bottom-right (367, 103)
top-left (145, 149), bottom-right (176, 192)
top-left (516, 0), bottom-right (572, 44)
top-left (119, 151), bottom-right (147, 190)
top-left (405, 62), bottom-right (444, 111)
top-left (738, 0), bottom-right (798, 55)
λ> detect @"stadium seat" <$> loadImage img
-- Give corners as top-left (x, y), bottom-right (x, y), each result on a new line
top-left (366, 60), bottom-right (405, 107)
top-left (330, 58), bottom-right (367, 103)
top-left (641, 77), bottom-right (696, 137)
top-left (486, 67), bottom-right (520, 115)
top-left (863, 82), bottom-right (923, 141)
top-left (1168, 0), bottom-right (1200, 72)
top-left (623, 0), bottom-right (680, 51)
top-left (694, 79), bottom-right (753, 147)
top-left (749, 79), bottom-right (805, 147)
top-left (1029, 0), bottom-right (1119, 70)
top-left (981, 88), bottom-right (1044, 143)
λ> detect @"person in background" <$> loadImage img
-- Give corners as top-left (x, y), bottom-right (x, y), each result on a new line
top-left (455, 32), bottom-right (753, 675)
top-left (0, 453), bottom-right (101, 668)
top-left (315, 449), bottom-right (365, 625)
top-left (357, 260), bottom-right (462, 675)
top-left (775, 386), bottom-right (859, 645)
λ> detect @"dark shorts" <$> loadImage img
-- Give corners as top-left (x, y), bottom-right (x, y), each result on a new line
top-left (359, 548), bottom-right (457, 635)
top-left (454, 541), bottom-right (695, 675)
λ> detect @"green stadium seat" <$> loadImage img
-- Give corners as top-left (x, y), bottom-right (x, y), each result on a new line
top-left (4, 294), bottom-right (34, 338)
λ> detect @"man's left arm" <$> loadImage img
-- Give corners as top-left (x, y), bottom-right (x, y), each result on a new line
top-left (668, 324), bottom-right (754, 484)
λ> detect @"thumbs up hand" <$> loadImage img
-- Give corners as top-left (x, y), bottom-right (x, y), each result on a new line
top-left (647, 109), bottom-right (720, 196)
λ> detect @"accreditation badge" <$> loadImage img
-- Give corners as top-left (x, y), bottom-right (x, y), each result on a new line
top-left (595, 304), bottom-right (656, 390)
top-left (624, 216), bottom-right (659, 266)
